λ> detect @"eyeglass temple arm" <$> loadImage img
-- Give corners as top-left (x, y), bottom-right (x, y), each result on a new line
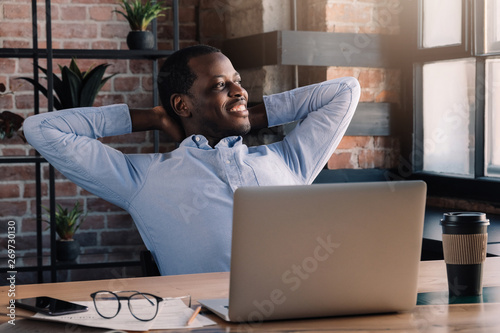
top-left (125, 291), bottom-right (156, 306)
top-left (162, 295), bottom-right (192, 307)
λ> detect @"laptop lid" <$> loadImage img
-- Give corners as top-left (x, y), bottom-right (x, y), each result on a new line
top-left (222, 180), bottom-right (426, 322)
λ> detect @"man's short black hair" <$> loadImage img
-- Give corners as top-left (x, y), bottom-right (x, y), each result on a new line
top-left (158, 44), bottom-right (221, 126)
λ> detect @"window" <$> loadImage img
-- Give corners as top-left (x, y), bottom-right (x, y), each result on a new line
top-left (485, 58), bottom-right (500, 176)
top-left (422, 58), bottom-right (475, 176)
top-left (484, 0), bottom-right (500, 53)
top-left (412, 0), bottom-right (500, 180)
top-left (422, 0), bottom-right (462, 48)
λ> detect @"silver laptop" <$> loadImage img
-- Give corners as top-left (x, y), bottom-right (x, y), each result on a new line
top-left (199, 181), bottom-right (427, 322)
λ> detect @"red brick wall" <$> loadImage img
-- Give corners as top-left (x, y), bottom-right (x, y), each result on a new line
top-left (300, 0), bottom-right (400, 34)
top-left (326, 66), bottom-right (401, 169)
top-left (329, 136), bottom-right (400, 170)
top-left (296, 0), bottom-right (402, 170)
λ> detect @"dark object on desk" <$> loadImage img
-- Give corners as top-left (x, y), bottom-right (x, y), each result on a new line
top-left (441, 212), bottom-right (489, 297)
top-left (16, 296), bottom-right (88, 316)
top-left (417, 286), bottom-right (500, 305)
top-left (140, 250), bottom-right (161, 277)
top-left (423, 207), bottom-right (500, 258)
top-left (312, 168), bottom-right (389, 184)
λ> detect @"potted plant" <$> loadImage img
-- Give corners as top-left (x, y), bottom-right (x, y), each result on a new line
top-left (44, 201), bottom-right (87, 262)
top-left (18, 58), bottom-right (116, 110)
top-left (113, 0), bottom-right (169, 50)
top-left (0, 84), bottom-right (25, 141)
top-left (0, 110), bottom-right (24, 140)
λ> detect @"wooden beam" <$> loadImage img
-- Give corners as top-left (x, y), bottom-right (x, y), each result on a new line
top-left (222, 31), bottom-right (399, 69)
top-left (282, 102), bottom-right (393, 137)
top-left (280, 31), bottom-right (396, 68)
top-left (346, 102), bottom-right (392, 136)
top-left (223, 31), bottom-right (280, 69)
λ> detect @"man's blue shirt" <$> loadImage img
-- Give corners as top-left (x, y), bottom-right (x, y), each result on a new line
top-left (24, 77), bottom-right (360, 275)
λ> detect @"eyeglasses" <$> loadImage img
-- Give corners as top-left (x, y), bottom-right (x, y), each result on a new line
top-left (90, 290), bottom-right (191, 322)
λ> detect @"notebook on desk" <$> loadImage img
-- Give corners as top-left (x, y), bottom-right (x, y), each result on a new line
top-left (199, 181), bottom-right (427, 323)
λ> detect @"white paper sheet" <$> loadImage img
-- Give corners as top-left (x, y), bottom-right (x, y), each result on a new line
top-left (0, 319), bottom-right (119, 333)
top-left (31, 299), bottom-right (216, 331)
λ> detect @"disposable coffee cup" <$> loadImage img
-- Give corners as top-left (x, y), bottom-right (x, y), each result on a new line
top-left (441, 212), bottom-right (489, 297)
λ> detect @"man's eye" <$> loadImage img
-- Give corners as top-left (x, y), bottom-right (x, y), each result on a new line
top-left (215, 82), bottom-right (225, 89)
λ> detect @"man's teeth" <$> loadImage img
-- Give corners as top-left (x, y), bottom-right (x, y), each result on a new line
top-left (230, 105), bottom-right (246, 111)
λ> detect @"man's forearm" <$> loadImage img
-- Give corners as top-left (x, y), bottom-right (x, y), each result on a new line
top-left (130, 106), bottom-right (185, 142)
top-left (130, 107), bottom-right (165, 132)
top-left (264, 77), bottom-right (360, 128)
top-left (263, 77), bottom-right (360, 184)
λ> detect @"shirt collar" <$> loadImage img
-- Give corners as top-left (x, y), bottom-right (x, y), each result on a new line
top-left (180, 135), bottom-right (243, 150)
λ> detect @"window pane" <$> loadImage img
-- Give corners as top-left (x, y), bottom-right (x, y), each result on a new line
top-left (422, 59), bottom-right (475, 176)
top-left (485, 58), bottom-right (500, 176)
top-left (422, 0), bottom-right (462, 48)
top-left (484, 0), bottom-right (500, 53)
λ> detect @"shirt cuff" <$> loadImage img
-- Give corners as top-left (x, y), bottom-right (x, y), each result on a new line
top-left (263, 91), bottom-right (294, 128)
top-left (97, 104), bottom-right (132, 137)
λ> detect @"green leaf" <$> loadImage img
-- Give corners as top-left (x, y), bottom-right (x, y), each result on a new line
top-left (61, 66), bottom-right (82, 108)
top-left (16, 76), bottom-right (49, 98)
top-left (80, 64), bottom-right (112, 107)
top-left (43, 202), bottom-right (87, 240)
top-left (69, 58), bottom-right (84, 80)
top-left (114, 0), bottom-right (169, 31)
top-left (17, 58), bottom-right (113, 109)
top-left (16, 76), bottom-right (63, 110)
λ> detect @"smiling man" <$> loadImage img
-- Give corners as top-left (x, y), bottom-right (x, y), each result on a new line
top-left (23, 45), bottom-right (360, 275)
top-left (170, 51), bottom-right (252, 145)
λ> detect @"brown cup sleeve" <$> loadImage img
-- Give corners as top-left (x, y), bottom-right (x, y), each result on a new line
top-left (442, 233), bottom-right (488, 265)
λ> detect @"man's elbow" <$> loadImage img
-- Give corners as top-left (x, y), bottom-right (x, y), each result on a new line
top-left (22, 114), bottom-right (42, 147)
top-left (345, 77), bottom-right (361, 100)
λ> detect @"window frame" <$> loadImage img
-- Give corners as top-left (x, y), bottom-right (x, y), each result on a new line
top-left (478, 0), bottom-right (500, 54)
top-left (401, 0), bottom-right (500, 203)
top-left (418, 0), bottom-right (471, 58)
top-left (483, 56), bottom-right (500, 178)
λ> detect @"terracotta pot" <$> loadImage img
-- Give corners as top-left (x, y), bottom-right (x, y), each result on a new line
top-left (56, 239), bottom-right (80, 261)
top-left (126, 31), bottom-right (154, 50)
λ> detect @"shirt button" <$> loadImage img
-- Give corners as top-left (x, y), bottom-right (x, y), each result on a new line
top-left (226, 160), bottom-right (231, 164)
top-left (195, 136), bottom-right (200, 142)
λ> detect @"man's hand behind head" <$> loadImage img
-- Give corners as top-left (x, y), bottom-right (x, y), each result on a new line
top-left (153, 105), bottom-right (185, 142)
top-left (130, 106), bottom-right (186, 143)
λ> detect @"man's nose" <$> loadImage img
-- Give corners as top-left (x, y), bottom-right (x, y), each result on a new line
top-left (228, 82), bottom-right (247, 98)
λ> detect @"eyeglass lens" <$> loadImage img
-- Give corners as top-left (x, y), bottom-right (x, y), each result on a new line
top-left (93, 291), bottom-right (120, 318)
top-left (128, 293), bottom-right (159, 321)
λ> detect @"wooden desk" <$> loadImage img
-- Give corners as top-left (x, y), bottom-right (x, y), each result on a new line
top-left (2, 258), bottom-right (500, 332)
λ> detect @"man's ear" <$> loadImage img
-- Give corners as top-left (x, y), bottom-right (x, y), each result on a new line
top-left (170, 94), bottom-right (191, 118)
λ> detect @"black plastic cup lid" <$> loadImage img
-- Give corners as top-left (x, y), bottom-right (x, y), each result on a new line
top-left (440, 212), bottom-right (490, 226)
